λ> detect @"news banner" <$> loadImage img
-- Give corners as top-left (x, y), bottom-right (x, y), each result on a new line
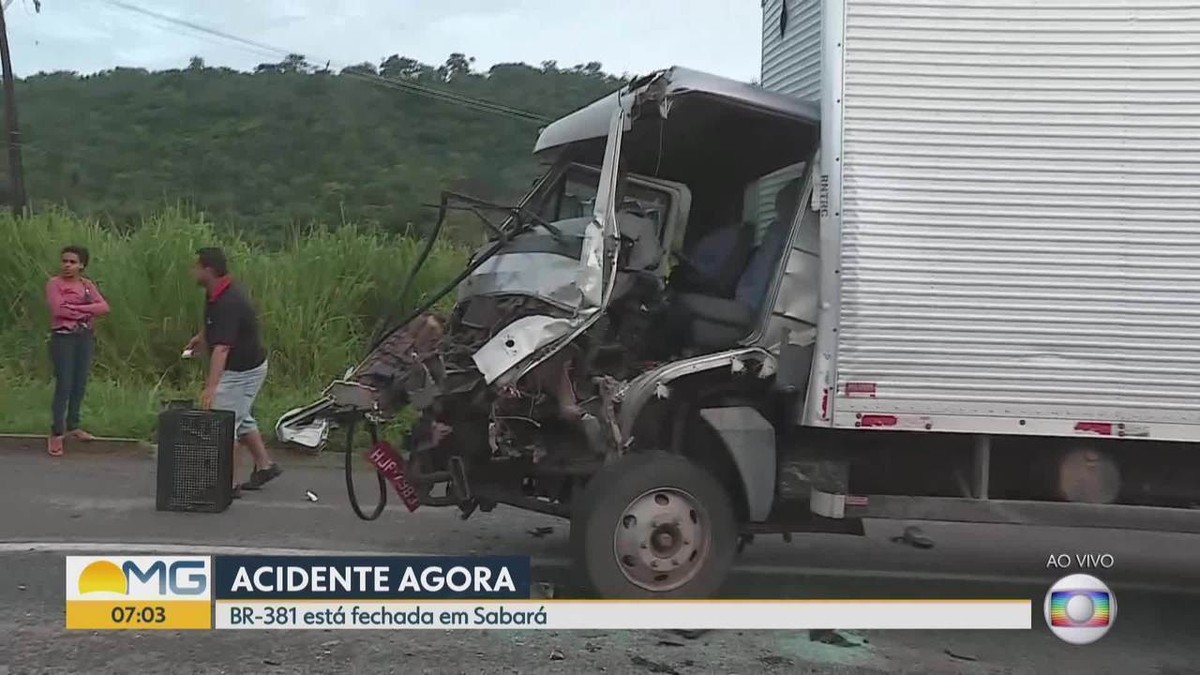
top-left (66, 555), bottom-right (1034, 631)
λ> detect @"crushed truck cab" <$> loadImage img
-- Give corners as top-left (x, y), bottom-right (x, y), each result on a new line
top-left (280, 3), bottom-right (1200, 598)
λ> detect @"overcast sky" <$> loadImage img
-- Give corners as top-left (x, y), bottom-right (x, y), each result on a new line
top-left (5, 0), bottom-right (762, 81)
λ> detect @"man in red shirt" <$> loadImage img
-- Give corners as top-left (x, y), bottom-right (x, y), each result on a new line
top-left (185, 248), bottom-right (281, 495)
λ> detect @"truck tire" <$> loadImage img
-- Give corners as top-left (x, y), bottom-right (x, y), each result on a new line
top-left (569, 451), bottom-right (738, 599)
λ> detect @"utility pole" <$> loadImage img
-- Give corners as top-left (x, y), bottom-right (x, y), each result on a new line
top-left (0, 1), bottom-right (26, 216)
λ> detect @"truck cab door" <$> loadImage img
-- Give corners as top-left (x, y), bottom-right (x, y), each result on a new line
top-left (578, 106), bottom-right (627, 311)
top-left (754, 162), bottom-right (821, 420)
top-left (480, 105), bottom-right (628, 387)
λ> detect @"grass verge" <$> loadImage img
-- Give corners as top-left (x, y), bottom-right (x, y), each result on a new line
top-left (0, 372), bottom-right (319, 441)
top-left (0, 208), bottom-right (463, 441)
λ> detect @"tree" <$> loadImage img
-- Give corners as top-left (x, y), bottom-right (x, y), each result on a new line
top-left (379, 55), bottom-right (425, 79)
top-left (254, 53), bottom-right (310, 75)
top-left (438, 53), bottom-right (475, 81)
top-left (572, 62), bottom-right (603, 76)
top-left (187, 56), bottom-right (206, 71)
top-left (341, 62), bottom-right (377, 77)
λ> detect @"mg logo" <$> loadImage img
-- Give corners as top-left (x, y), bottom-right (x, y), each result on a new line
top-left (123, 560), bottom-right (207, 596)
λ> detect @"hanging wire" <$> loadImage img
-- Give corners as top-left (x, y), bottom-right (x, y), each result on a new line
top-left (94, 0), bottom-right (552, 124)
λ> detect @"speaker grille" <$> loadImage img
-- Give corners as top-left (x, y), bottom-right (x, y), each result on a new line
top-left (156, 409), bottom-right (235, 513)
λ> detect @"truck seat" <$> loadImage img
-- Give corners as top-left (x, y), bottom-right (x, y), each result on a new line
top-left (673, 292), bottom-right (756, 351)
top-left (676, 221), bottom-right (757, 298)
top-left (672, 215), bottom-right (791, 351)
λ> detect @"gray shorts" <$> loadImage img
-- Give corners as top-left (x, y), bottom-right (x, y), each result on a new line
top-left (212, 360), bottom-right (268, 438)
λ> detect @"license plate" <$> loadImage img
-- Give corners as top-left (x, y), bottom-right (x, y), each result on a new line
top-left (365, 441), bottom-right (421, 512)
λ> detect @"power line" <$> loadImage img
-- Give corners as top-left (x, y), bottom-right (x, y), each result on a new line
top-left (95, 0), bottom-right (552, 125)
top-left (99, 0), bottom-right (304, 64)
top-left (337, 69), bottom-right (549, 123)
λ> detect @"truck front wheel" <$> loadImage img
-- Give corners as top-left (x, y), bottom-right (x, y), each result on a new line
top-left (570, 451), bottom-right (738, 598)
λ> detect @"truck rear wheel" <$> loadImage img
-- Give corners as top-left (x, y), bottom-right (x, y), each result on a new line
top-left (570, 451), bottom-right (737, 599)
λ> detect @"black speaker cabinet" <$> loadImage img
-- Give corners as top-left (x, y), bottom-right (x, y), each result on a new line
top-left (156, 409), bottom-right (235, 513)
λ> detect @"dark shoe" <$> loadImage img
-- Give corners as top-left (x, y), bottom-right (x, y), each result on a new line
top-left (231, 485), bottom-right (243, 499)
top-left (241, 464), bottom-right (282, 490)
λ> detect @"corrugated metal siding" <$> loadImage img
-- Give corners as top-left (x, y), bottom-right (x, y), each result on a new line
top-left (753, 167), bottom-right (806, 236)
top-left (836, 0), bottom-right (1200, 424)
top-left (750, 163), bottom-right (807, 238)
top-left (762, 0), bottom-right (823, 99)
top-left (754, 0), bottom-right (822, 233)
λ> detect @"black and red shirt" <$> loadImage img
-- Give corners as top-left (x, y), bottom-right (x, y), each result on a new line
top-left (204, 277), bottom-right (266, 372)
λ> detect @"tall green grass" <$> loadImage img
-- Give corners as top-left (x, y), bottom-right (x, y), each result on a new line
top-left (0, 207), bottom-right (464, 438)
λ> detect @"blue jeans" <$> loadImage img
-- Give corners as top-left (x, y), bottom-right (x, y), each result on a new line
top-left (50, 331), bottom-right (94, 436)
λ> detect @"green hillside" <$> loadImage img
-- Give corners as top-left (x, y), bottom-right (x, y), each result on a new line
top-left (16, 53), bottom-right (625, 243)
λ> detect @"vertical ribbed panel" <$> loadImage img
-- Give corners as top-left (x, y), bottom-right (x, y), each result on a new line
top-left (755, 166), bottom-right (807, 235)
top-left (837, 1), bottom-right (1200, 424)
top-left (756, 0), bottom-right (822, 232)
top-left (762, 0), bottom-right (823, 99)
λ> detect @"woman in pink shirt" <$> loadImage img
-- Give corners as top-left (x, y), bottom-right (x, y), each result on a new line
top-left (45, 245), bottom-right (110, 456)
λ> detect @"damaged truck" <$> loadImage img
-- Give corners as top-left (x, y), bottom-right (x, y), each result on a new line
top-left (281, 0), bottom-right (1200, 599)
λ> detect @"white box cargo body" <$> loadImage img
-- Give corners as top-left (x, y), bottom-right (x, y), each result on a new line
top-left (763, 1), bottom-right (1200, 442)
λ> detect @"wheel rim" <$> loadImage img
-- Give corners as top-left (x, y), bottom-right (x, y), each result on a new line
top-left (612, 487), bottom-right (709, 592)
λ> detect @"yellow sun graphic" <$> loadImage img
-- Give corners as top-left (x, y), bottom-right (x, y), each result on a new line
top-left (78, 560), bottom-right (127, 595)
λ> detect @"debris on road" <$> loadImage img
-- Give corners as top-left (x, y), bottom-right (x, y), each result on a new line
top-left (809, 629), bottom-right (860, 647)
top-left (758, 655), bottom-right (793, 667)
top-left (528, 526), bottom-right (555, 538)
top-left (656, 640), bottom-right (685, 647)
top-left (263, 658), bottom-right (282, 666)
top-left (17, 584), bottom-right (26, 591)
top-left (672, 629), bottom-right (710, 640)
top-left (891, 525), bottom-right (935, 549)
top-left (945, 648), bottom-right (978, 662)
top-left (305, 490), bottom-right (320, 502)
top-left (549, 648), bottom-right (565, 661)
top-left (532, 581), bottom-right (556, 599)
top-left (630, 655), bottom-right (681, 675)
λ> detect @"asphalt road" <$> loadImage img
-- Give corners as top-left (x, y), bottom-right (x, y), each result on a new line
top-left (2, 448), bottom-right (1199, 674)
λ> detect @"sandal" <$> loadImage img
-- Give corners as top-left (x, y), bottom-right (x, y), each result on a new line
top-left (47, 436), bottom-right (65, 457)
top-left (68, 429), bottom-right (97, 442)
